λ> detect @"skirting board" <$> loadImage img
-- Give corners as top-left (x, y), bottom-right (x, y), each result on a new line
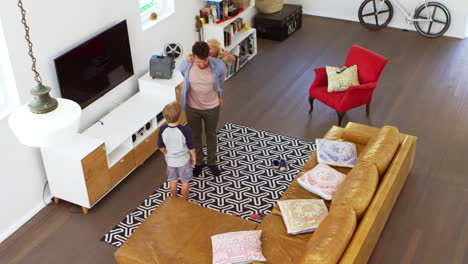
top-left (301, 12), bottom-right (464, 39)
top-left (0, 194), bottom-right (52, 244)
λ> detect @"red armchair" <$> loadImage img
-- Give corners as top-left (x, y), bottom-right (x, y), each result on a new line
top-left (308, 45), bottom-right (388, 126)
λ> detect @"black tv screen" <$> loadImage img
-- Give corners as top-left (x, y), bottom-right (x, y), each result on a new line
top-left (55, 20), bottom-right (134, 108)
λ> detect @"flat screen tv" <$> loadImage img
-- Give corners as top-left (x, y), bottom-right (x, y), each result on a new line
top-left (55, 20), bottom-right (134, 108)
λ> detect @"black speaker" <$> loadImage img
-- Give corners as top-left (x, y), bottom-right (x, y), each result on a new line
top-left (156, 112), bottom-right (164, 123)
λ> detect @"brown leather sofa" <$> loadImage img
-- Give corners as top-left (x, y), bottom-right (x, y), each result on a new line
top-left (114, 122), bottom-right (417, 264)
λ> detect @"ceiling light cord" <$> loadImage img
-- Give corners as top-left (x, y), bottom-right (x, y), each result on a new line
top-left (18, 0), bottom-right (42, 86)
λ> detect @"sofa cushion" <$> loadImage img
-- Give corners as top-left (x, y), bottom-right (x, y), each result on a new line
top-left (331, 162), bottom-right (379, 219)
top-left (298, 205), bottom-right (357, 264)
top-left (302, 126), bottom-right (344, 173)
top-left (342, 122), bottom-right (380, 145)
top-left (358, 126), bottom-right (400, 177)
top-left (255, 214), bottom-right (314, 264)
top-left (316, 139), bottom-right (357, 168)
top-left (278, 199), bottom-right (329, 234)
top-left (298, 164), bottom-right (346, 200)
top-left (211, 230), bottom-right (266, 264)
top-left (114, 197), bottom-right (258, 264)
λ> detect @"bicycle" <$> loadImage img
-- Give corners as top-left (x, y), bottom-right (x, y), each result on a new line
top-left (358, 0), bottom-right (451, 38)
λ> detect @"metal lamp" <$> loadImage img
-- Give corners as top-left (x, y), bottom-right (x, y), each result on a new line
top-left (8, 0), bottom-right (81, 147)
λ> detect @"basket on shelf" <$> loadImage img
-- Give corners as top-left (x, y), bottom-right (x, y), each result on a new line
top-left (256, 0), bottom-right (284, 14)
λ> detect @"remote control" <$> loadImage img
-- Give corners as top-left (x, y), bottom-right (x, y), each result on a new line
top-left (336, 66), bottom-right (348, 74)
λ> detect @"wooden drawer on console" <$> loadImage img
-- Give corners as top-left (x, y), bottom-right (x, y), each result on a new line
top-left (134, 131), bottom-right (158, 166)
top-left (110, 151), bottom-right (136, 186)
top-left (82, 144), bottom-right (110, 206)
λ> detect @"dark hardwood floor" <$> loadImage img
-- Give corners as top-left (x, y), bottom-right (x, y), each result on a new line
top-left (1, 15), bottom-right (467, 264)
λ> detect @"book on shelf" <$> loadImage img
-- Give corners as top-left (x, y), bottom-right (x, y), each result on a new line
top-left (225, 61), bottom-right (232, 78)
top-left (199, 8), bottom-right (211, 24)
top-left (206, 0), bottom-right (245, 23)
top-left (228, 6), bottom-right (240, 17)
top-left (243, 39), bottom-right (249, 55)
top-left (207, 1), bottom-right (222, 20)
top-left (222, 1), bottom-right (229, 19)
top-left (248, 34), bottom-right (256, 54)
top-left (222, 18), bottom-right (244, 46)
top-left (223, 30), bottom-right (231, 46)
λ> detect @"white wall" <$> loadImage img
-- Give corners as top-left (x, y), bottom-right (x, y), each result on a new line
top-left (285, 0), bottom-right (468, 39)
top-left (0, 0), bottom-right (206, 243)
top-left (466, 15), bottom-right (468, 37)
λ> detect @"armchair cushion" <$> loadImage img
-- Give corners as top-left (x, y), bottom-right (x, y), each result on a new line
top-left (325, 65), bottom-right (360, 92)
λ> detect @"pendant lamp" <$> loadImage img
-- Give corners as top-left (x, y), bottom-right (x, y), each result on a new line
top-left (8, 0), bottom-right (81, 147)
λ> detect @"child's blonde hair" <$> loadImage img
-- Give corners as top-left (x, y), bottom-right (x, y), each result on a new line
top-left (162, 102), bottom-right (181, 123)
top-left (207, 38), bottom-right (222, 51)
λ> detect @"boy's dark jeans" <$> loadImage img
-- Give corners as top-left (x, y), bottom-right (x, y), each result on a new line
top-left (185, 105), bottom-right (220, 166)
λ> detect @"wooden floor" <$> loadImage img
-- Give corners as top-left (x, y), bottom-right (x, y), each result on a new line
top-left (1, 15), bottom-right (467, 264)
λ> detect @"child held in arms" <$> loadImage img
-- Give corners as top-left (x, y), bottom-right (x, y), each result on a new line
top-left (158, 102), bottom-right (196, 202)
top-left (186, 38), bottom-right (236, 63)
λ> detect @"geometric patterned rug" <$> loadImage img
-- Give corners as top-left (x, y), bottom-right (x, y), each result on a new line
top-left (101, 123), bottom-right (315, 247)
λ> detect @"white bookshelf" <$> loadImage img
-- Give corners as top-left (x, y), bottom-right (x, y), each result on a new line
top-left (202, 2), bottom-right (257, 79)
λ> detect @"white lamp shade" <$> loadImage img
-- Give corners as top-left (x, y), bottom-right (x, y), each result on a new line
top-left (8, 98), bottom-right (82, 148)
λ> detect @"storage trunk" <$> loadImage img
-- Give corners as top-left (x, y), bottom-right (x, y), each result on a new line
top-left (256, 0), bottom-right (283, 14)
top-left (254, 4), bottom-right (302, 41)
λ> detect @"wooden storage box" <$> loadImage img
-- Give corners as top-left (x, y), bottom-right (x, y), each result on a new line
top-left (234, 0), bottom-right (250, 9)
top-left (255, 4), bottom-right (302, 41)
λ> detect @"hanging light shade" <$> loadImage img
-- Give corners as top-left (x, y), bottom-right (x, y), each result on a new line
top-left (9, 98), bottom-right (81, 147)
top-left (8, 0), bottom-right (81, 148)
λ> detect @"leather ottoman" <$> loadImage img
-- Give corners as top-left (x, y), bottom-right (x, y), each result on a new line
top-left (114, 197), bottom-right (258, 264)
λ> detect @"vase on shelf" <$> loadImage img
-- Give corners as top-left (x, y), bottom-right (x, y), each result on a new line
top-left (256, 0), bottom-right (284, 14)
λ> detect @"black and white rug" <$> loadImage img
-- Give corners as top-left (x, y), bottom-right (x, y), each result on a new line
top-left (102, 123), bottom-right (315, 247)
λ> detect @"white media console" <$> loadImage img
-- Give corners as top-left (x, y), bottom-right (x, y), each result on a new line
top-left (41, 71), bottom-right (185, 214)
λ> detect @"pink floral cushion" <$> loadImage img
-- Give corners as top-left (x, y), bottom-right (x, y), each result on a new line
top-left (298, 164), bottom-right (346, 200)
top-left (278, 199), bottom-right (329, 235)
top-left (211, 230), bottom-right (266, 264)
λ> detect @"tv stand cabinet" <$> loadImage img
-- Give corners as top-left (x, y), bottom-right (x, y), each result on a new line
top-left (41, 71), bottom-right (185, 214)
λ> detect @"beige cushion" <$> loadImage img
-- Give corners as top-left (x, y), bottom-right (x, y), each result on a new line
top-left (342, 122), bottom-right (380, 145)
top-left (299, 205), bottom-right (357, 264)
top-left (278, 199), bottom-right (329, 234)
top-left (331, 161), bottom-right (379, 219)
top-left (326, 65), bottom-right (360, 92)
top-left (358, 126), bottom-right (400, 177)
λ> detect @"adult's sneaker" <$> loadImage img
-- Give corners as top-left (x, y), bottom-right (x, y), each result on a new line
top-left (208, 165), bottom-right (221, 176)
top-left (193, 165), bottom-right (203, 177)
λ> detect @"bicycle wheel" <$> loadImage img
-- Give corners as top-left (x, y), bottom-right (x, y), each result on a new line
top-left (358, 0), bottom-right (393, 30)
top-left (414, 2), bottom-right (451, 38)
